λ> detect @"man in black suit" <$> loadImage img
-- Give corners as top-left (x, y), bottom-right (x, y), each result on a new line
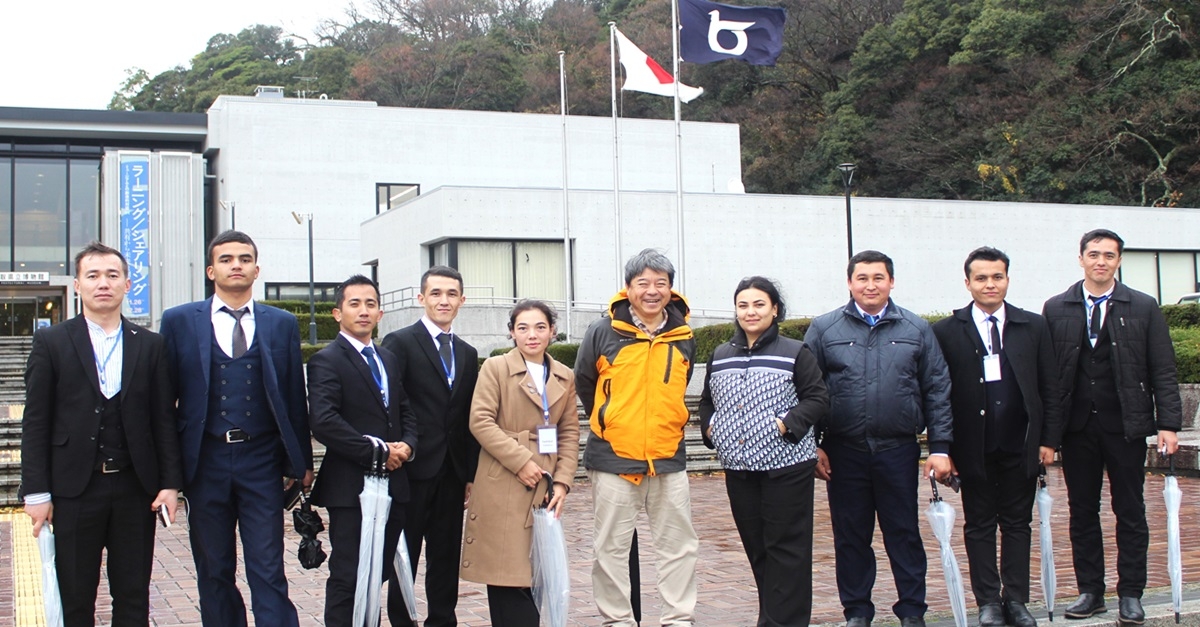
top-left (932, 247), bottom-right (1063, 627)
top-left (159, 230), bottom-right (313, 627)
top-left (1043, 229), bottom-right (1182, 625)
top-left (381, 265), bottom-right (480, 627)
top-left (21, 241), bottom-right (182, 627)
top-left (308, 274), bottom-right (419, 627)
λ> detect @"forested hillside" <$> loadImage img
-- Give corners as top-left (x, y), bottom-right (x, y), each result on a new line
top-left (110, 0), bottom-right (1199, 207)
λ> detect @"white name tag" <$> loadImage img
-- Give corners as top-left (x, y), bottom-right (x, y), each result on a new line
top-left (983, 354), bottom-right (1002, 382)
top-left (537, 425), bottom-right (558, 454)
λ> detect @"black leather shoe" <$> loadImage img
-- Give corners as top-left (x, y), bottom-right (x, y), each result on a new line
top-left (846, 618), bottom-right (871, 627)
top-left (1005, 601), bottom-right (1038, 627)
top-left (1118, 597), bottom-right (1145, 625)
top-left (901, 618), bottom-right (926, 627)
top-left (978, 603), bottom-right (1005, 627)
top-left (1064, 593), bottom-right (1107, 619)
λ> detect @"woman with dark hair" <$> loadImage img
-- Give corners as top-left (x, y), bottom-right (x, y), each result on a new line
top-left (460, 300), bottom-right (579, 626)
top-left (699, 276), bottom-right (830, 626)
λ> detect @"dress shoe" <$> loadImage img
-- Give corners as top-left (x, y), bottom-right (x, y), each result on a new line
top-left (978, 603), bottom-right (1005, 627)
top-left (1005, 601), bottom-right (1038, 627)
top-left (1118, 597), bottom-right (1145, 625)
top-left (901, 617), bottom-right (926, 627)
top-left (846, 617), bottom-right (871, 627)
top-left (1064, 593), bottom-right (1107, 619)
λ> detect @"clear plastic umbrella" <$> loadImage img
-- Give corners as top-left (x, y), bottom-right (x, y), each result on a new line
top-left (925, 473), bottom-right (968, 627)
top-left (392, 531), bottom-right (419, 621)
top-left (1036, 465), bottom-right (1057, 621)
top-left (353, 437), bottom-right (391, 627)
top-left (1164, 454), bottom-right (1183, 624)
top-left (530, 472), bottom-right (570, 627)
top-left (37, 526), bottom-right (64, 627)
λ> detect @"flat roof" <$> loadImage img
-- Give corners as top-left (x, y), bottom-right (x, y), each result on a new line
top-left (0, 106), bottom-right (207, 142)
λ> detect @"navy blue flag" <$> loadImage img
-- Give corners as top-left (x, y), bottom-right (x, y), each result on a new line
top-left (679, 0), bottom-right (786, 66)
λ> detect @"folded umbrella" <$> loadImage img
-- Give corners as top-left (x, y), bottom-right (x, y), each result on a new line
top-left (530, 472), bottom-right (570, 627)
top-left (392, 531), bottom-right (419, 621)
top-left (293, 491), bottom-right (327, 570)
top-left (925, 473), bottom-right (968, 627)
top-left (1164, 454), bottom-right (1182, 624)
top-left (353, 437), bottom-right (391, 627)
top-left (1036, 465), bottom-right (1056, 621)
top-left (37, 526), bottom-right (64, 627)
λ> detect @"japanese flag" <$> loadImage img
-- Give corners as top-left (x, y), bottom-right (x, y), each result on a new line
top-left (614, 28), bottom-right (704, 103)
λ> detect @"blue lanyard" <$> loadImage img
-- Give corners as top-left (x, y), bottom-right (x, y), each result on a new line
top-left (440, 341), bottom-right (456, 386)
top-left (1085, 294), bottom-right (1110, 329)
top-left (95, 332), bottom-right (122, 388)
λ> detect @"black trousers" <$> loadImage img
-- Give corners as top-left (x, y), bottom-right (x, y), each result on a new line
top-left (959, 453), bottom-right (1037, 607)
top-left (52, 470), bottom-right (156, 627)
top-left (825, 439), bottom-right (927, 621)
top-left (725, 463), bottom-right (815, 627)
top-left (486, 585), bottom-right (539, 627)
top-left (1060, 424), bottom-right (1148, 598)
top-left (325, 504), bottom-right (408, 627)
top-left (392, 464), bottom-right (467, 627)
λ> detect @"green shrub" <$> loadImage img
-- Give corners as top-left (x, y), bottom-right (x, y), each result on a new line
top-left (1172, 327), bottom-right (1200, 384)
top-left (693, 322), bottom-right (736, 363)
top-left (1162, 304), bottom-right (1200, 328)
top-left (300, 343), bottom-right (325, 363)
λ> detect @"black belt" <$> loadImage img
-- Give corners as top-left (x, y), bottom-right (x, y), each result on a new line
top-left (96, 459), bottom-right (129, 474)
top-left (208, 428), bottom-right (252, 443)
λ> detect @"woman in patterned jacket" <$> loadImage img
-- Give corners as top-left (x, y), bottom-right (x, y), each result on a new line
top-left (699, 276), bottom-right (830, 627)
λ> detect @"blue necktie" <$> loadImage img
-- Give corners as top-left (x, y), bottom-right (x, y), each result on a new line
top-left (862, 313), bottom-right (879, 326)
top-left (362, 346), bottom-right (386, 406)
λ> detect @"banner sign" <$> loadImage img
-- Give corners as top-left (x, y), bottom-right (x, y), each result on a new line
top-left (0, 272), bottom-right (50, 285)
top-left (119, 155), bottom-right (151, 317)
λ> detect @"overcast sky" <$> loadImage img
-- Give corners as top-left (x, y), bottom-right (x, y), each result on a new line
top-left (0, 0), bottom-right (354, 110)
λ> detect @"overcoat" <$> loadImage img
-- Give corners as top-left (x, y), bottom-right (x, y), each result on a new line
top-left (460, 348), bottom-right (579, 587)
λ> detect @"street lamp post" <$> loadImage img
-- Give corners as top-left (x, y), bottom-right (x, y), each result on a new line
top-left (837, 163), bottom-right (857, 259)
top-left (292, 211), bottom-right (317, 345)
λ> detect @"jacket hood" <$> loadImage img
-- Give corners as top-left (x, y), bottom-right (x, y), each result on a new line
top-left (607, 289), bottom-right (691, 323)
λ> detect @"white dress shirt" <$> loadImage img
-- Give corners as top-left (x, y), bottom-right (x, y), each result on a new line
top-left (211, 296), bottom-right (256, 357)
top-left (971, 304), bottom-right (1006, 353)
top-left (1082, 283), bottom-right (1115, 347)
top-left (339, 331), bottom-right (389, 406)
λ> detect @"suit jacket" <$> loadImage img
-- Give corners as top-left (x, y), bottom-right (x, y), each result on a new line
top-left (380, 321), bottom-right (479, 483)
top-left (306, 334), bottom-right (419, 508)
top-left (20, 315), bottom-right (183, 500)
top-left (159, 298), bottom-right (312, 484)
top-left (1042, 280), bottom-right (1182, 440)
top-left (932, 302), bottom-right (1064, 480)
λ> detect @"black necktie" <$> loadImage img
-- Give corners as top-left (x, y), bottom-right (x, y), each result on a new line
top-left (437, 333), bottom-right (454, 384)
top-left (362, 346), bottom-right (386, 406)
top-left (222, 307), bottom-right (248, 358)
top-left (1088, 295), bottom-right (1108, 340)
top-left (987, 315), bottom-right (1002, 355)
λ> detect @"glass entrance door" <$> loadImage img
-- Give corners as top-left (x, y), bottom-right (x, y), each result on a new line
top-left (1, 299), bottom-right (38, 336)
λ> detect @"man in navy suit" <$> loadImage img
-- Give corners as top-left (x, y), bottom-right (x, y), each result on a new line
top-left (381, 266), bottom-right (479, 627)
top-left (307, 274), bottom-right (419, 627)
top-left (159, 230), bottom-right (313, 627)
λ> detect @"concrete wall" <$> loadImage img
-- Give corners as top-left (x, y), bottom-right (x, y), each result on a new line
top-left (205, 96), bottom-right (743, 299)
top-left (364, 185), bottom-right (1200, 327)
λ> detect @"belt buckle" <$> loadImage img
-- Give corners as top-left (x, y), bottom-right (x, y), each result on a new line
top-left (225, 429), bottom-right (248, 444)
top-left (101, 460), bottom-right (120, 474)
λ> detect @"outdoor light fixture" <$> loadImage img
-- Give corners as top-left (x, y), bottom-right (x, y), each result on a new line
top-left (837, 163), bottom-right (857, 260)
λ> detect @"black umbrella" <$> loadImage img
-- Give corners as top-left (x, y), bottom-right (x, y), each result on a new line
top-left (294, 491), bottom-right (327, 570)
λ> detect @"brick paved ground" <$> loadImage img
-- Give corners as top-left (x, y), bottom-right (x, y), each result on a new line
top-left (3, 466), bottom-right (1199, 626)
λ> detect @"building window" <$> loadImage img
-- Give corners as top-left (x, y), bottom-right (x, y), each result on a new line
top-left (376, 183), bottom-right (420, 214)
top-left (0, 144), bottom-right (101, 274)
top-left (426, 239), bottom-right (573, 304)
top-left (1121, 250), bottom-right (1200, 304)
top-left (264, 283), bottom-right (340, 302)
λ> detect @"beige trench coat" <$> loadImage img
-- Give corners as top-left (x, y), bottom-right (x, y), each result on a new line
top-left (460, 348), bottom-right (580, 587)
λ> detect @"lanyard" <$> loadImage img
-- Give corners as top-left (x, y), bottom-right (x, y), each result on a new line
top-left (96, 332), bottom-right (122, 388)
top-left (440, 341), bottom-right (456, 387)
top-left (538, 357), bottom-right (551, 425)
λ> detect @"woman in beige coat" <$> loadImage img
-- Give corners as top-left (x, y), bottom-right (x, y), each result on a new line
top-left (461, 300), bottom-right (580, 626)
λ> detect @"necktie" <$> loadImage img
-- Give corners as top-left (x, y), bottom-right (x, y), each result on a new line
top-left (862, 313), bottom-right (879, 326)
top-left (1088, 295), bottom-right (1108, 340)
top-left (361, 346), bottom-right (386, 405)
top-left (222, 307), bottom-right (248, 358)
top-left (437, 333), bottom-right (454, 384)
top-left (987, 315), bottom-right (1002, 355)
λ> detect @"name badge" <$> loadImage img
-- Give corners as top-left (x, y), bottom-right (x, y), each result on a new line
top-left (537, 425), bottom-right (558, 454)
top-left (983, 354), bottom-right (1002, 382)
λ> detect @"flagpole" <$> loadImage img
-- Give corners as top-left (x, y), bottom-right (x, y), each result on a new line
top-left (670, 0), bottom-right (686, 293)
top-left (558, 50), bottom-right (572, 341)
top-left (609, 22), bottom-right (623, 289)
